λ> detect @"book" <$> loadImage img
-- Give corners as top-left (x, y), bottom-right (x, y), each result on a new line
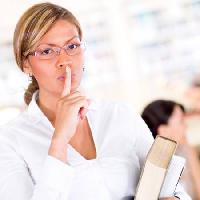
top-left (159, 155), bottom-right (185, 197)
top-left (135, 135), bottom-right (178, 200)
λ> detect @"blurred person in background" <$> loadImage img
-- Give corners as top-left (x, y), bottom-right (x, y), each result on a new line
top-left (0, 2), bottom-right (190, 200)
top-left (141, 99), bottom-right (200, 200)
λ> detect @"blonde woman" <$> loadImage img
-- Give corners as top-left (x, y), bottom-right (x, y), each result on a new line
top-left (0, 3), bottom-right (190, 200)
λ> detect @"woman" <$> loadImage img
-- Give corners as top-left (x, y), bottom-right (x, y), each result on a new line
top-left (0, 3), bottom-right (190, 200)
top-left (142, 100), bottom-right (200, 200)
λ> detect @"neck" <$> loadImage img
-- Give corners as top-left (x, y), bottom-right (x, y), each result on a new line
top-left (37, 90), bottom-right (59, 125)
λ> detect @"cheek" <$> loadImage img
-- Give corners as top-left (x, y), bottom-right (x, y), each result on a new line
top-left (175, 124), bottom-right (185, 134)
top-left (30, 60), bottom-right (54, 82)
top-left (75, 53), bottom-right (84, 67)
top-left (180, 124), bottom-right (186, 132)
top-left (73, 55), bottom-right (84, 75)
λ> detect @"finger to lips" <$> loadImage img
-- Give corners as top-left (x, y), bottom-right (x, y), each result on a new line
top-left (61, 66), bottom-right (71, 97)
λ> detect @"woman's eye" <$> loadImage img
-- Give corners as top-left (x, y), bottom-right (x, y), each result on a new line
top-left (68, 44), bottom-right (79, 50)
top-left (40, 48), bottom-right (53, 55)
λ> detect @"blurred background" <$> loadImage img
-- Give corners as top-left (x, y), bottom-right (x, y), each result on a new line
top-left (1, 0), bottom-right (200, 145)
top-left (2, 0), bottom-right (200, 198)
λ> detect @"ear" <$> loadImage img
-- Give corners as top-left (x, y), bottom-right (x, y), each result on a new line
top-left (22, 58), bottom-right (33, 75)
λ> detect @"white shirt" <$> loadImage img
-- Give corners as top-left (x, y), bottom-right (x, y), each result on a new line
top-left (0, 92), bottom-right (191, 200)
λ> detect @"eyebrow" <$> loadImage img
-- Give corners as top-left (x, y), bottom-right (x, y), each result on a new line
top-left (37, 35), bottom-right (80, 47)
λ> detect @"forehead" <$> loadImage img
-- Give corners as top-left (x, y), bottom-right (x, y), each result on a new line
top-left (169, 106), bottom-right (184, 122)
top-left (173, 106), bottom-right (183, 116)
top-left (38, 20), bottom-right (79, 45)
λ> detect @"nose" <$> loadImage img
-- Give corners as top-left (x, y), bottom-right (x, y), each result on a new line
top-left (56, 49), bottom-right (72, 69)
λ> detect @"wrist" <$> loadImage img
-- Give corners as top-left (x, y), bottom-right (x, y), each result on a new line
top-left (48, 139), bottom-right (68, 163)
top-left (52, 131), bottom-right (71, 145)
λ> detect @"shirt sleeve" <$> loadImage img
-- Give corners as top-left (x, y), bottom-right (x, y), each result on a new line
top-left (0, 139), bottom-right (75, 200)
top-left (132, 111), bottom-right (154, 167)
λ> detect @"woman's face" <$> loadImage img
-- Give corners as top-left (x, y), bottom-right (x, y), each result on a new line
top-left (159, 106), bottom-right (187, 143)
top-left (23, 19), bottom-right (84, 97)
top-left (167, 106), bottom-right (186, 134)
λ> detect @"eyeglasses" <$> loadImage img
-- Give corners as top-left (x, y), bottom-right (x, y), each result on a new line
top-left (27, 40), bottom-right (85, 60)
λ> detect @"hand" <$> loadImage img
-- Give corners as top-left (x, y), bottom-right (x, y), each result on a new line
top-left (53, 91), bottom-right (89, 143)
top-left (48, 67), bottom-right (89, 162)
top-left (53, 66), bottom-right (89, 144)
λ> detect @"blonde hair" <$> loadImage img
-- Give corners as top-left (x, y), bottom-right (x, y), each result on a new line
top-left (13, 2), bottom-right (82, 105)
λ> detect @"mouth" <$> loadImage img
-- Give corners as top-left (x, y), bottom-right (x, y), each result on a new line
top-left (57, 74), bottom-right (76, 81)
top-left (57, 76), bottom-right (65, 81)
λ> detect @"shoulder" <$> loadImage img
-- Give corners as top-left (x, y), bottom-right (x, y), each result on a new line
top-left (90, 99), bottom-right (154, 149)
top-left (92, 99), bottom-right (154, 139)
top-left (90, 99), bottom-right (138, 118)
top-left (89, 99), bottom-right (145, 132)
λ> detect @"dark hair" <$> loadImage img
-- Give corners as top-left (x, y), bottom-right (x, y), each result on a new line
top-left (141, 100), bottom-right (185, 138)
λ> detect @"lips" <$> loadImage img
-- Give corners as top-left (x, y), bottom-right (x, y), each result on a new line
top-left (57, 76), bottom-right (65, 81)
top-left (57, 74), bottom-right (75, 81)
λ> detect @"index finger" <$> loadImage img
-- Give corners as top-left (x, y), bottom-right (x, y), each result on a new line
top-left (61, 66), bottom-right (71, 97)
